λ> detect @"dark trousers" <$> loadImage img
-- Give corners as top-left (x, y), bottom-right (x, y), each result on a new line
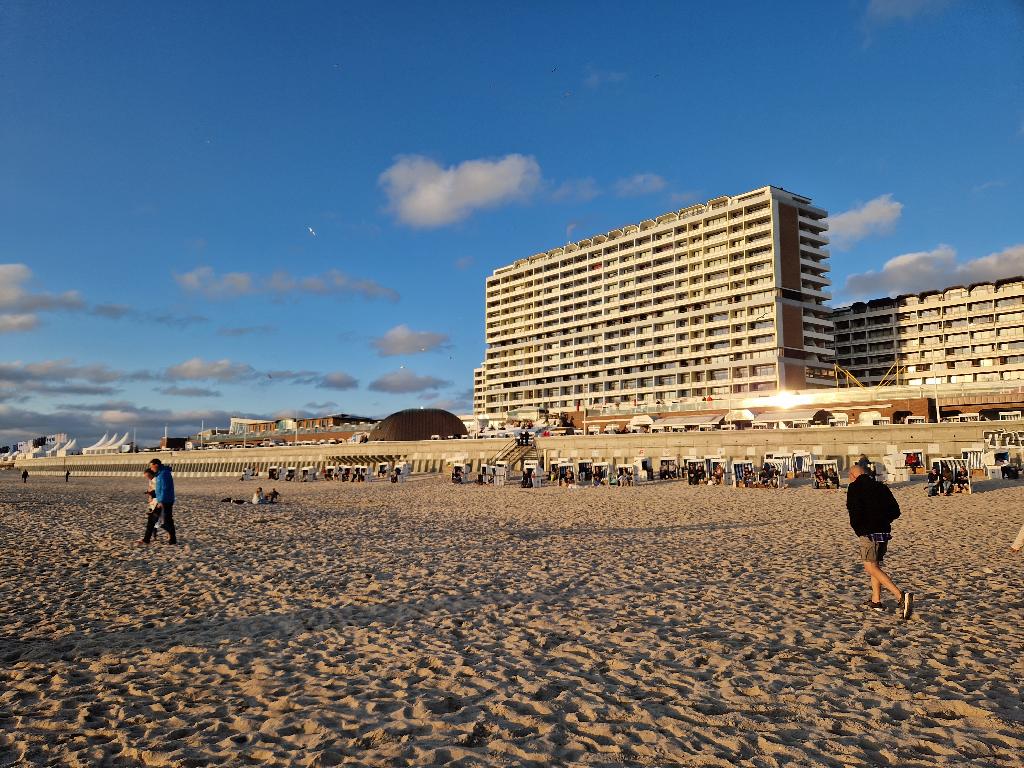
top-left (143, 503), bottom-right (177, 543)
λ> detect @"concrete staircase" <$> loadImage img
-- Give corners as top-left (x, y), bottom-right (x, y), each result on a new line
top-left (488, 440), bottom-right (538, 474)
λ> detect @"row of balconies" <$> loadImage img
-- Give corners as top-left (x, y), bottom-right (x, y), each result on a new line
top-left (487, 260), bottom-right (782, 315)
top-left (484, 224), bottom-right (781, 293)
top-left (486, 291), bottom-right (782, 337)
top-left (482, 354), bottom-right (788, 387)
top-left (487, 290), bottom-right (781, 335)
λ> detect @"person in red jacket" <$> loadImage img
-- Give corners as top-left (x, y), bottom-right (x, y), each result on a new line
top-left (846, 464), bottom-right (913, 619)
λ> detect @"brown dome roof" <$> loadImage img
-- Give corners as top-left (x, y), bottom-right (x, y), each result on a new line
top-left (369, 408), bottom-right (468, 442)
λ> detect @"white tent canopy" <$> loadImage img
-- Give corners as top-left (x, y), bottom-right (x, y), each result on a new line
top-left (753, 409), bottom-right (819, 426)
top-left (84, 431), bottom-right (131, 455)
top-left (653, 413), bottom-right (723, 429)
top-left (84, 432), bottom-right (111, 451)
top-left (724, 409), bottom-right (756, 422)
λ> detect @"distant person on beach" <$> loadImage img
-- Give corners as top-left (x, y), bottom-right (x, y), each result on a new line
top-left (847, 465), bottom-right (912, 619)
top-left (252, 486), bottom-right (266, 504)
top-left (139, 459), bottom-right (177, 545)
top-left (65, 470), bottom-right (70, 483)
top-left (268, 488), bottom-right (280, 503)
top-left (21, 469), bottom-right (28, 483)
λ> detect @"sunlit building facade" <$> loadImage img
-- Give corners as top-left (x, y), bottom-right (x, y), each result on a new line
top-left (475, 186), bottom-right (834, 420)
top-left (832, 278), bottom-right (1024, 386)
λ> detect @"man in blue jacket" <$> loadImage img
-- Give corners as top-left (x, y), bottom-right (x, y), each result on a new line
top-left (847, 464), bottom-right (911, 619)
top-left (141, 458), bottom-right (177, 545)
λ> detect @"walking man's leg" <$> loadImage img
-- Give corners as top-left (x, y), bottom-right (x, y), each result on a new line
top-left (864, 561), bottom-right (901, 603)
top-left (141, 510), bottom-right (159, 544)
top-left (859, 538), bottom-right (913, 619)
top-left (162, 503), bottom-right (177, 544)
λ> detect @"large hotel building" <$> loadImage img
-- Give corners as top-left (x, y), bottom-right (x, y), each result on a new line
top-left (474, 186), bottom-right (835, 419)
top-left (832, 279), bottom-right (1024, 387)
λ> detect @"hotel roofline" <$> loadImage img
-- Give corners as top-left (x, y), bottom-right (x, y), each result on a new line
top-left (490, 185), bottom-right (826, 277)
top-left (832, 275), bottom-right (1024, 312)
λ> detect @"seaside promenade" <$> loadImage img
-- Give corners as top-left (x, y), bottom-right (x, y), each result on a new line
top-left (6, 421), bottom-right (1018, 478)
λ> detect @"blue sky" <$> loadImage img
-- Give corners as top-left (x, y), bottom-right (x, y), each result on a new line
top-left (1, 0), bottom-right (1023, 444)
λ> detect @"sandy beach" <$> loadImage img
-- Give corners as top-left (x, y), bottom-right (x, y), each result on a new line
top-left (1, 472), bottom-right (1022, 767)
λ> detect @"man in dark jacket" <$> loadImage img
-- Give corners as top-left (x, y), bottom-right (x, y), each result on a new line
top-left (846, 465), bottom-right (912, 619)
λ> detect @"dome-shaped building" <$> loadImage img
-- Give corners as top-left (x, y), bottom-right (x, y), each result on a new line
top-left (369, 408), bottom-right (468, 442)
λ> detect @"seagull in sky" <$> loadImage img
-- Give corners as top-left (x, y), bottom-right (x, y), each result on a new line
top-left (307, 227), bottom-right (317, 237)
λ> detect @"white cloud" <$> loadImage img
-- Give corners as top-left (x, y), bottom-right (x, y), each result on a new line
top-left (842, 243), bottom-right (1024, 299)
top-left (305, 400), bottom-right (339, 411)
top-left (176, 267), bottom-right (398, 302)
top-left (866, 0), bottom-right (949, 22)
top-left (174, 266), bottom-right (254, 297)
top-left (827, 194), bottom-right (903, 250)
top-left (0, 264), bottom-right (85, 312)
top-left (614, 173), bottom-right (667, 198)
top-left (317, 372), bottom-right (359, 390)
top-left (379, 154), bottom-right (541, 227)
top-left (972, 180), bottom-right (1006, 194)
top-left (368, 368), bottom-right (451, 394)
top-left (0, 263), bottom-right (86, 333)
top-left (0, 401), bottom-right (252, 447)
top-left (425, 388), bottom-right (475, 413)
top-left (371, 325), bottom-right (449, 356)
top-left (157, 385), bottom-right (222, 398)
top-left (550, 177), bottom-right (600, 202)
top-left (90, 303), bottom-right (134, 319)
top-left (0, 314), bottom-right (39, 334)
top-left (670, 190), bottom-right (701, 205)
top-left (166, 357), bottom-right (257, 382)
top-left (0, 359), bottom-right (147, 386)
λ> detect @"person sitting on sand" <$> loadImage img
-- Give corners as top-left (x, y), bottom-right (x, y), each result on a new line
top-left (940, 469), bottom-right (955, 496)
top-left (252, 486), bottom-right (266, 504)
top-left (268, 488), bottom-right (280, 503)
top-left (954, 468), bottom-right (970, 494)
top-left (846, 464), bottom-right (913, 619)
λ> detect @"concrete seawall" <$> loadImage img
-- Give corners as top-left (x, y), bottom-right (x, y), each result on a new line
top-left (6, 421), bottom-right (1019, 478)
top-left (537, 421), bottom-right (1019, 469)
